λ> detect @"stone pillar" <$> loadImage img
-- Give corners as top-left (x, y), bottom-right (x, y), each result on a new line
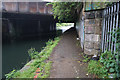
top-left (84, 10), bottom-right (103, 55)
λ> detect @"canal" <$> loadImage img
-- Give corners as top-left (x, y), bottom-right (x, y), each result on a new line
top-left (2, 25), bottom-right (72, 78)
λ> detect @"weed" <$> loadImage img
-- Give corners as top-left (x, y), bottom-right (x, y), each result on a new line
top-left (5, 70), bottom-right (16, 79)
top-left (88, 50), bottom-right (118, 78)
top-left (82, 54), bottom-right (91, 63)
top-left (76, 41), bottom-right (80, 46)
top-left (28, 48), bottom-right (39, 59)
top-left (88, 60), bottom-right (107, 78)
top-left (100, 50), bottom-right (118, 78)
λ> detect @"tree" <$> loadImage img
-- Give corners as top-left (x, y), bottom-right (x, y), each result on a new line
top-left (49, 2), bottom-right (112, 22)
top-left (49, 2), bottom-right (82, 22)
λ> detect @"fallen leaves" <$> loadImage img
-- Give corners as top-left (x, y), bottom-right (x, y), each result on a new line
top-left (77, 61), bottom-right (81, 63)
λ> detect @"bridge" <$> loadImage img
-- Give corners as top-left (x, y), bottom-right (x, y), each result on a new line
top-left (2, 2), bottom-right (53, 14)
top-left (2, 2), bottom-right (57, 41)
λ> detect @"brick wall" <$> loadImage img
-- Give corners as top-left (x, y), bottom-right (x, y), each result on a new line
top-left (84, 10), bottom-right (103, 55)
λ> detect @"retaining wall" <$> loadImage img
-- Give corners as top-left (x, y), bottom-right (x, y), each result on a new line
top-left (76, 9), bottom-right (103, 55)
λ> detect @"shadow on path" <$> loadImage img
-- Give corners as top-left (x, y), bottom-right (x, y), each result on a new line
top-left (49, 27), bottom-right (92, 78)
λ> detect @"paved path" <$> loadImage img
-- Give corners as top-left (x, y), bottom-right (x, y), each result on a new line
top-left (49, 27), bottom-right (92, 78)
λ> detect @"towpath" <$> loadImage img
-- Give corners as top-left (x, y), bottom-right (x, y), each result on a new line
top-left (49, 27), bottom-right (92, 78)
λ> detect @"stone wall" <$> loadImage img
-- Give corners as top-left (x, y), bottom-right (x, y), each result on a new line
top-left (76, 8), bottom-right (85, 50)
top-left (84, 10), bottom-right (103, 55)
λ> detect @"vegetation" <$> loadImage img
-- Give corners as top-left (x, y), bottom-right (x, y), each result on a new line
top-left (49, 2), bottom-right (113, 22)
top-left (82, 55), bottom-right (90, 63)
top-left (88, 51), bottom-right (118, 78)
top-left (100, 51), bottom-right (118, 78)
top-left (80, 52), bottom-right (91, 63)
top-left (28, 48), bottom-right (39, 59)
top-left (56, 23), bottom-right (73, 27)
top-left (56, 23), bottom-right (74, 30)
top-left (88, 60), bottom-right (107, 78)
top-left (112, 28), bottom-right (120, 77)
top-left (48, 2), bottom-right (82, 22)
top-left (5, 37), bottom-right (60, 79)
top-left (88, 28), bottom-right (120, 78)
top-left (87, 19), bottom-right (120, 78)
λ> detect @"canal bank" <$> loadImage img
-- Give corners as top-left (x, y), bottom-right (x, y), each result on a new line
top-left (2, 37), bottom-right (49, 78)
top-left (5, 37), bottom-right (60, 79)
top-left (2, 29), bottom-right (62, 78)
top-left (2, 23), bottom-right (72, 78)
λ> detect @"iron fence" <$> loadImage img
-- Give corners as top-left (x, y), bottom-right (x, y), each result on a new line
top-left (101, 2), bottom-right (120, 77)
top-left (101, 2), bottom-right (119, 54)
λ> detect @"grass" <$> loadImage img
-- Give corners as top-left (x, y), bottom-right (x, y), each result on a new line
top-left (82, 55), bottom-right (91, 63)
top-left (87, 50), bottom-right (119, 78)
top-left (5, 37), bottom-right (60, 79)
top-left (56, 23), bottom-right (74, 30)
top-left (80, 52), bottom-right (91, 63)
top-left (56, 23), bottom-right (73, 27)
top-left (88, 60), bottom-right (107, 78)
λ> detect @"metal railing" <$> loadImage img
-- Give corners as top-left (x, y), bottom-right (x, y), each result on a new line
top-left (101, 2), bottom-right (119, 53)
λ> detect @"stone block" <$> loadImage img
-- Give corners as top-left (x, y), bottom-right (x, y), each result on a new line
top-left (84, 41), bottom-right (94, 49)
top-left (94, 50), bottom-right (100, 55)
top-left (93, 34), bottom-right (100, 42)
top-left (99, 35), bottom-right (102, 40)
top-left (84, 48), bottom-right (100, 55)
top-left (84, 19), bottom-right (96, 27)
top-left (94, 42), bottom-right (101, 50)
top-left (85, 11), bottom-right (95, 19)
top-left (94, 26), bottom-right (102, 34)
top-left (85, 19), bottom-right (102, 27)
top-left (95, 19), bottom-right (102, 26)
top-left (95, 10), bottom-right (103, 18)
top-left (84, 48), bottom-right (96, 55)
top-left (85, 26), bottom-right (95, 34)
top-left (85, 34), bottom-right (101, 42)
top-left (85, 34), bottom-right (94, 42)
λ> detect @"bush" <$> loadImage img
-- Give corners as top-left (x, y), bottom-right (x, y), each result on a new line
top-left (88, 50), bottom-right (118, 78)
top-left (100, 51), bottom-right (118, 78)
top-left (88, 60), bottom-right (108, 78)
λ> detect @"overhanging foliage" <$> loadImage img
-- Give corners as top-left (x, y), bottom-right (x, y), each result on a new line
top-left (48, 2), bottom-right (82, 22)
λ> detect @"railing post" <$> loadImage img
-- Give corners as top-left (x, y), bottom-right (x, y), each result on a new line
top-left (116, 2), bottom-right (119, 78)
top-left (111, 3), bottom-right (116, 53)
top-left (102, 9), bottom-right (105, 52)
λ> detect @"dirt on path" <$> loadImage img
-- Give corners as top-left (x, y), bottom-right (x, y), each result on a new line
top-left (49, 27), bottom-right (92, 78)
